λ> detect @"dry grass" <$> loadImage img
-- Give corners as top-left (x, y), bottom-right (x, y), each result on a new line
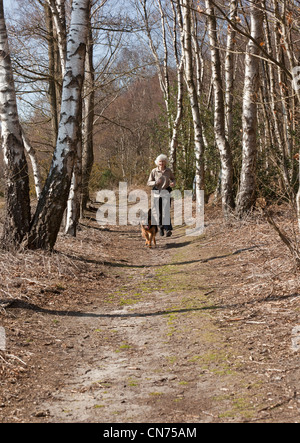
top-left (204, 205), bottom-right (300, 365)
top-left (0, 212), bottom-right (111, 305)
top-left (0, 217), bottom-right (113, 382)
top-left (0, 249), bottom-right (81, 302)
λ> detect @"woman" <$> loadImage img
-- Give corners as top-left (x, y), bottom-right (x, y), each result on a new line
top-left (147, 154), bottom-right (176, 237)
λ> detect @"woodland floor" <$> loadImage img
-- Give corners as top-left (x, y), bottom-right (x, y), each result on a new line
top-left (0, 202), bottom-right (300, 423)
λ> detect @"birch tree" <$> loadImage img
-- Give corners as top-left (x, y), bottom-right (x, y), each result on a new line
top-left (178, 0), bottom-right (205, 194)
top-left (139, 0), bottom-right (170, 128)
top-left (274, 0), bottom-right (300, 230)
top-left (224, 0), bottom-right (237, 144)
top-left (261, 1), bottom-right (291, 190)
top-left (45, 1), bottom-right (61, 145)
top-left (25, 0), bottom-right (91, 250)
top-left (137, 0), bottom-right (185, 173)
top-left (236, 0), bottom-right (264, 216)
top-left (169, 0), bottom-right (184, 173)
top-left (22, 130), bottom-right (42, 199)
top-left (0, 0), bottom-right (31, 249)
top-left (65, 117), bottom-right (82, 237)
top-left (81, 24), bottom-right (95, 211)
top-left (205, 0), bottom-right (234, 214)
top-left (46, 0), bottom-right (67, 78)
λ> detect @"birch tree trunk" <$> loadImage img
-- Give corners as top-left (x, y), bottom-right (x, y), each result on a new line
top-left (140, 0), bottom-right (185, 172)
top-left (46, 0), bottom-right (67, 78)
top-left (263, 3), bottom-right (290, 189)
top-left (224, 0), bottom-right (237, 144)
top-left (178, 0), bottom-right (205, 195)
top-left (25, 0), bottom-right (90, 250)
top-left (81, 25), bottom-right (95, 212)
top-left (141, 0), bottom-right (171, 143)
top-left (64, 115), bottom-right (82, 237)
top-left (22, 131), bottom-right (42, 199)
top-left (169, 59), bottom-right (184, 173)
top-left (274, 0), bottom-right (300, 230)
top-left (205, 0), bottom-right (235, 214)
top-left (0, 0), bottom-right (31, 249)
top-left (236, 0), bottom-right (264, 217)
top-left (45, 2), bottom-right (60, 146)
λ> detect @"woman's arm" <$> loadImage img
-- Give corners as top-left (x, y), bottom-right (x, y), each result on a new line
top-left (147, 170), bottom-right (156, 187)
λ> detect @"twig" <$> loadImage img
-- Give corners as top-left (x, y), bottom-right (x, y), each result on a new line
top-left (262, 208), bottom-right (300, 268)
top-left (5, 353), bottom-right (27, 366)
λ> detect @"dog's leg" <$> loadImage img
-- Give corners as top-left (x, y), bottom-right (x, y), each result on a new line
top-left (145, 232), bottom-right (150, 247)
top-left (149, 232), bottom-right (155, 248)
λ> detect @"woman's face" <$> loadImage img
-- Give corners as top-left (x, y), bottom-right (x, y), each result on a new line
top-left (158, 160), bottom-right (166, 170)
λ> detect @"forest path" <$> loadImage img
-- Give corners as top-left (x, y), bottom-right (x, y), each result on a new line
top-left (1, 214), bottom-right (300, 423)
top-left (43, 224), bottom-right (223, 423)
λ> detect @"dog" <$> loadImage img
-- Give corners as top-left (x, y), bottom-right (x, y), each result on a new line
top-left (141, 209), bottom-right (158, 249)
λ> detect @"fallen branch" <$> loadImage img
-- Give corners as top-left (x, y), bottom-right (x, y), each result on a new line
top-left (262, 208), bottom-right (300, 268)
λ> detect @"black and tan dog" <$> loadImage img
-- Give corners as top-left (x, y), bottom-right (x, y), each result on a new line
top-left (141, 209), bottom-right (158, 248)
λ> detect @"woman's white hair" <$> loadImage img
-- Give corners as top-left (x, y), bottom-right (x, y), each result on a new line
top-left (155, 154), bottom-right (169, 166)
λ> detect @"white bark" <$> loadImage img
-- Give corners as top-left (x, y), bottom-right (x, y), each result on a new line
top-left (140, 0), bottom-right (185, 172)
top-left (52, 0), bottom-right (89, 174)
top-left (26, 0), bottom-right (90, 250)
top-left (178, 0), bottom-right (205, 194)
top-left (236, 0), bottom-right (264, 216)
top-left (169, 0), bottom-right (185, 172)
top-left (169, 59), bottom-right (184, 172)
top-left (0, 14), bottom-right (22, 168)
top-left (224, 0), bottom-right (237, 143)
top-left (22, 130), bottom-right (42, 199)
top-left (140, 0), bottom-right (171, 137)
top-left (81, 26), bottom-right (95, 211)
top-left (65, 136), bottom-right (82, 236)
top-left (263, 4), bottom-right (290, 188)
top-left (205, 0), bottom-right (234, 214)
top-left (274, 0), bottom-right (300, 230)
top-left (46, 0), bottom-right (67, 77)
top-left (0, 0), bottom-right (31, 248)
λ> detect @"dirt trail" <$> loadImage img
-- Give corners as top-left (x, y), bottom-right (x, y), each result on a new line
top-left (1, 213), bottom-right (300, 423)
top-left (42, 227), bottom-right (220, 423)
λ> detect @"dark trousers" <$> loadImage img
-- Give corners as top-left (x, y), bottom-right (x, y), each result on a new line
top-left (152, 187), bottom-right (172, 231)
top-left (159, 196), bottom-right (172, 231)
